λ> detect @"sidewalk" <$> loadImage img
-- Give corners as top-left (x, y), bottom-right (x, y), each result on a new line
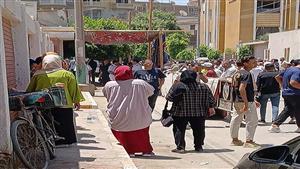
top-left (48, 93), bottom-right (136, 169)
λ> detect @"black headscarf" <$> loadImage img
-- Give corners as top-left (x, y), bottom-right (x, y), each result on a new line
top-left (180, 70), bottom-right (197, 84)
top-left (166, 70), bottom-right (197, 102)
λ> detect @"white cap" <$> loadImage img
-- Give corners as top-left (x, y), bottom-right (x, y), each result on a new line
top-left (202, 62), bottom-right (213, 68)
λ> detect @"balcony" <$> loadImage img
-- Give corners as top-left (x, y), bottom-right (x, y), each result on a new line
top-left (39, 0), bottom-right (66, 6)
top-left (83, 1), bottom-right (113, 8)
top-left (116, 3), bottom-right (134, 9)
top-left (256, 13), bottom-right (280, 27)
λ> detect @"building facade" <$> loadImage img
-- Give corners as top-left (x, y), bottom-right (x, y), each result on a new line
top-left (26, 0), bottom-right (200, 56)
top-left (0, 1), bottom-right (52, 168)
top-left (199, 0), bottom-right (300, 52)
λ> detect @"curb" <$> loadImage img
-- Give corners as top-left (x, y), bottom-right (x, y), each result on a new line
top-left (80, 92), bottom-right (98, 109)
top-left (95, 110), bottom-right (138, 169)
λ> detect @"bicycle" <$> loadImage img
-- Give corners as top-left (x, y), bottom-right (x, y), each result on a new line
top-left (9, 87), bottom-right (66, 169)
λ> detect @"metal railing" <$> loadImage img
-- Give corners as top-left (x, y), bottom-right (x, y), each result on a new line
top-left (39, 0), bottom-right (66, 6)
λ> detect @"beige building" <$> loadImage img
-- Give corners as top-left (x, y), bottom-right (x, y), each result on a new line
top-left (0, 1), bottom-right (52, 167)
top-left (198, 0), bottom-right (300, 52)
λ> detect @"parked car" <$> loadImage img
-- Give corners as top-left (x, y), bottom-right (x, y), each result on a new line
top-left (234, 136), bottom-right (300, 169)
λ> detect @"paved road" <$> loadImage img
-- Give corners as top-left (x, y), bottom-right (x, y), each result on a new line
top-left (94, 88), bottom-right (299, 169)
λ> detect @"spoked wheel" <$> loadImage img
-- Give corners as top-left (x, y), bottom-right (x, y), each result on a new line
top-left (11, 120), bottom-right (49, 169)
top-left (42, 121), bottom-right (56, 159)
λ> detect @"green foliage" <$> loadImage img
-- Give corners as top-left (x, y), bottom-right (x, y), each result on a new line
top-left (131, 10), bottom-right (179, 30)
top-left (83, 17), bottom-right (131, 60)
top-left (197, 45), bottom-right (221, 60)
top-left (198, 44), bottom-right (209, 58)
top-left (257, 34), bottom-right (269, 41)
top-left (166, 33), bottom-right (190, 59)
top-left (207, 48), bottom-right (221, 60)
top-left (84, 16), bottom-right (128, 30)
top-left (237, 45), bottom-right (252, 59)
top-left (132, 44), bottom-right (148, 60)
top-left (176, 49), bottom-right (195, 61)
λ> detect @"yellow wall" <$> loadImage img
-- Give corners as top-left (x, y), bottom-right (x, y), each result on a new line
top-left (218, 0), bottom-right (226, 52)
top-left (239, 0), bottom-right (254, 43)
top-left (224, 0), bottom-right (241, 49)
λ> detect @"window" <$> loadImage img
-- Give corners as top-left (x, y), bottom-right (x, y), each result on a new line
top-left (83, 9), bottom-right (101, 19)
top-left (190, 25), bottom-right (196, 30)
top-left (257, 0), bottom-right (280, 13)
top-left (116, 0), bottom-right (128, 3)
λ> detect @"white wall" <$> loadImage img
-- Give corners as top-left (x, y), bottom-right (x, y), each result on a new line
top-left (0, 6), bottom-right (13, 157)
top-left (253, 43), bottom-right (268, 60)
top-left (12, 6), bottom-right (31, 90)
top-left (269, 29), bottom-right (300, 61)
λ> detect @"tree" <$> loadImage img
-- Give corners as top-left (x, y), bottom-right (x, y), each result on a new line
top-left (176, 49), bottom-right (195, 61)
top-left (83, 17), bottom-right (131, 60)
top-left (207, 48), bottom-right (221, 60)
top-left (166, 33), bottom-right (190, 59)
top-left (131, 10), bottom-right (180, 59)
top-left (237, 45), bottom-right (252, 59)
top-left (132, 44), bottom-right (148, 60)
top-left (198, 44), bottom-right (209, 58)
top-left (131, 10), bottom-right (179, 30)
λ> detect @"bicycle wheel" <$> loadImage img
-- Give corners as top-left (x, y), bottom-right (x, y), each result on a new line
top-left (11, 120), bottom-right (49, 169)
top-left (41, 119), bottom-right (56, 159)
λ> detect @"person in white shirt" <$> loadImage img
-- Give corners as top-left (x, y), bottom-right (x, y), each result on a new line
top-left (220, 60), bottom-right (237, 78)
top-left (108, 60), bottom-right (120, 81)
top-left (250, 60), bottom-right (264, 83)
top-left (131, 58), bottom-right (142, 74)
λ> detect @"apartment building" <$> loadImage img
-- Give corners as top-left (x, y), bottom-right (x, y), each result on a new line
top-left (198, 0), bottom-right (300, 52)
top-left (28, 0), bottom-right (135, 26)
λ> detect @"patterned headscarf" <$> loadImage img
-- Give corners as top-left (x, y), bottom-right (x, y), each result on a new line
top-left (114, 66), bottom-right (133, 81)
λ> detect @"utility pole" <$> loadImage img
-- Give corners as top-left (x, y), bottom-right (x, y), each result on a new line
top-left (74, 0), bottom-right (87, 84)
top-left (147, 0), bottom-right (153, 59)
top-left (196, 0), bottom-right (201, 58)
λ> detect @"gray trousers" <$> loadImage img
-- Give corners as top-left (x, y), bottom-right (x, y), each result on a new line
top-left (230, 102), bottom-right (258, 141)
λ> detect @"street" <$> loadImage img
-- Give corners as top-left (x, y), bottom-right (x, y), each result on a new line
top-left (93, 88), bottom-right (299, 169)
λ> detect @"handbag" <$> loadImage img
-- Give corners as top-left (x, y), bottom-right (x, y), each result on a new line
top-left (160, 101), bottom-right (174, 127)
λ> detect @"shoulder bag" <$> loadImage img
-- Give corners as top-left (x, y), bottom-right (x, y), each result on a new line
top-left (160, 101), bottom-right (174, 127)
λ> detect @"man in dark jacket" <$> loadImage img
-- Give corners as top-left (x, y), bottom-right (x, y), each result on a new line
top-left (256, 63), bottom-right (280, 123)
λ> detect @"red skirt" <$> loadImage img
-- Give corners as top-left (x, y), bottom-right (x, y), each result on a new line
top-left (112, 127), bottom-right (153, 154)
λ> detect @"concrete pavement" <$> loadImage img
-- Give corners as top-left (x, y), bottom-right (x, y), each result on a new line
top-left (48, 93), bottom-right (136, 169)
top-left (49, 87), bottom-right (299, 169)
top-left (94, 88), bottom-right (299, 169)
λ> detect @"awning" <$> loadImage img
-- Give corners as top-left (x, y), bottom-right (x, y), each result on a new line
top-left (84, 30), bottom-right (160, 45)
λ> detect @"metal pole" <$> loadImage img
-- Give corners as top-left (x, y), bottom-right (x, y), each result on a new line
top-left (198, 0), bottom-right (201, 42)
top-left (74, 0), bottom-right (87, 84)
top-left (253, 0), bottom-right (257, 40)
top-left (148, 0), bottom-right (153, 59)
top-left (159, 30), bottom-right (164, 68)
top-left (205, 0), bottom-right (209, 46)
top-left (295, 0), bottom-right (300, 29)
top-left (280, 0), bottom-right (285, 31)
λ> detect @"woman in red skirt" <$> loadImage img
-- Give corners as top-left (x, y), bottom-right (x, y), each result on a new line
top-left (102, 66), bottom-right (155, 157)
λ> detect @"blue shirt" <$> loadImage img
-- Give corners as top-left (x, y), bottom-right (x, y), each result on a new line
top-left (134, 68), bottom-right (166, 93)
top-left (281, 67), bottom-right (300, 96)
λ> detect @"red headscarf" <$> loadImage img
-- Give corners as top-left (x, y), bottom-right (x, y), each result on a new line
top-left (114, 66), bottom-right (133, 81)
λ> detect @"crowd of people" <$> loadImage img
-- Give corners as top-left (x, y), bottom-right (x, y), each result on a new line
top-left (102, 56), bottom-right (300, 157)
top-left (28, 54), bottom-right (300, 157)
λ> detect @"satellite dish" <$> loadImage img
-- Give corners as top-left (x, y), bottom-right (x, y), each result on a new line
top-left (179, 10), bottom-right (188, 17)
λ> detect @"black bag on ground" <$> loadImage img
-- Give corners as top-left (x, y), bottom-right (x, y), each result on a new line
top-left (161, 101), bottom-right (174, 127)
